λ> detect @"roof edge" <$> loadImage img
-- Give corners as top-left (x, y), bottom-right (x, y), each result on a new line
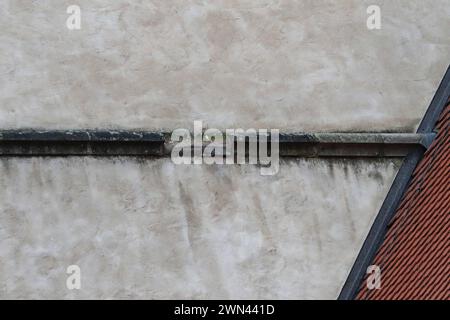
top-left (417, 65), bottom-right (450, 133)
top-left (338, 64), bottom-right (450, 300)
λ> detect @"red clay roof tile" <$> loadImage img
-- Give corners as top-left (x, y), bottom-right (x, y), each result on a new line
top-left (356, 102), bottom-right (450, 300)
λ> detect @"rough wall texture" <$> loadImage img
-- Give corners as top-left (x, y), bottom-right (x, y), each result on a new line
top-left (0, 0), bottom-right (449, 131)
top-left (1, 0), bottom-right (447, 300)
top-left (0, 158), bottom-right (400, 299)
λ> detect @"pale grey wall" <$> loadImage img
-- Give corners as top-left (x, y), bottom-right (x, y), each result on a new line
top-left (0, 0), bottom-right (449, 131)
top-left (0, 158), bottom-right (400, 299)
top-left (0, 0), bottom-right (447, 300)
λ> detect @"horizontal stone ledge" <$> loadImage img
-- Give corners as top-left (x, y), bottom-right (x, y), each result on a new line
top-left (0, 130), bottom-right (164, 142)
top-left (279, 133), bottom-right (430, 145)
top-left (0, 130), bottom-right (432, 157)
top-left (278, 132), bottom-right (434, 157)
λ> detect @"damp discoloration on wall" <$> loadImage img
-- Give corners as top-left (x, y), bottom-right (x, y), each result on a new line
top-left (0, 158), bottom-right (400, 299)
top-left (0, 0), bottom-right (445, 300)
top-left (1, 0), bottom-right (449, 131)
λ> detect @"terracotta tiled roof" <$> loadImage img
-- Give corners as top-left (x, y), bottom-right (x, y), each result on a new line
top-left (356, 102), bottom-right (450, 300)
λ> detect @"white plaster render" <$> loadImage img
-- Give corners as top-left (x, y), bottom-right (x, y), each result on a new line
top-left (0, 158), bottom-right (400, 299)
top-left (1, 0), bottom-right (449, 131)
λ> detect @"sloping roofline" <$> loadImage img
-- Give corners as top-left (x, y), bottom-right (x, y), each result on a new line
top-left (338, 64), bottom-right (450, 300)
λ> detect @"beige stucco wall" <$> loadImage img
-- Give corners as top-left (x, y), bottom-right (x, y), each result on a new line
top-left (0, 1), bottom-right (448, 300)
top-left (0, 0), bottom-right (449, 131)
top-left (0, 158), bottom-right (400, 299)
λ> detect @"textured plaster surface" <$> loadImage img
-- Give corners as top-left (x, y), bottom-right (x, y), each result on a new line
top-left (1, 0), bottom-right (449, 131)
top-left (0, 158), bottom-right (400, 299)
